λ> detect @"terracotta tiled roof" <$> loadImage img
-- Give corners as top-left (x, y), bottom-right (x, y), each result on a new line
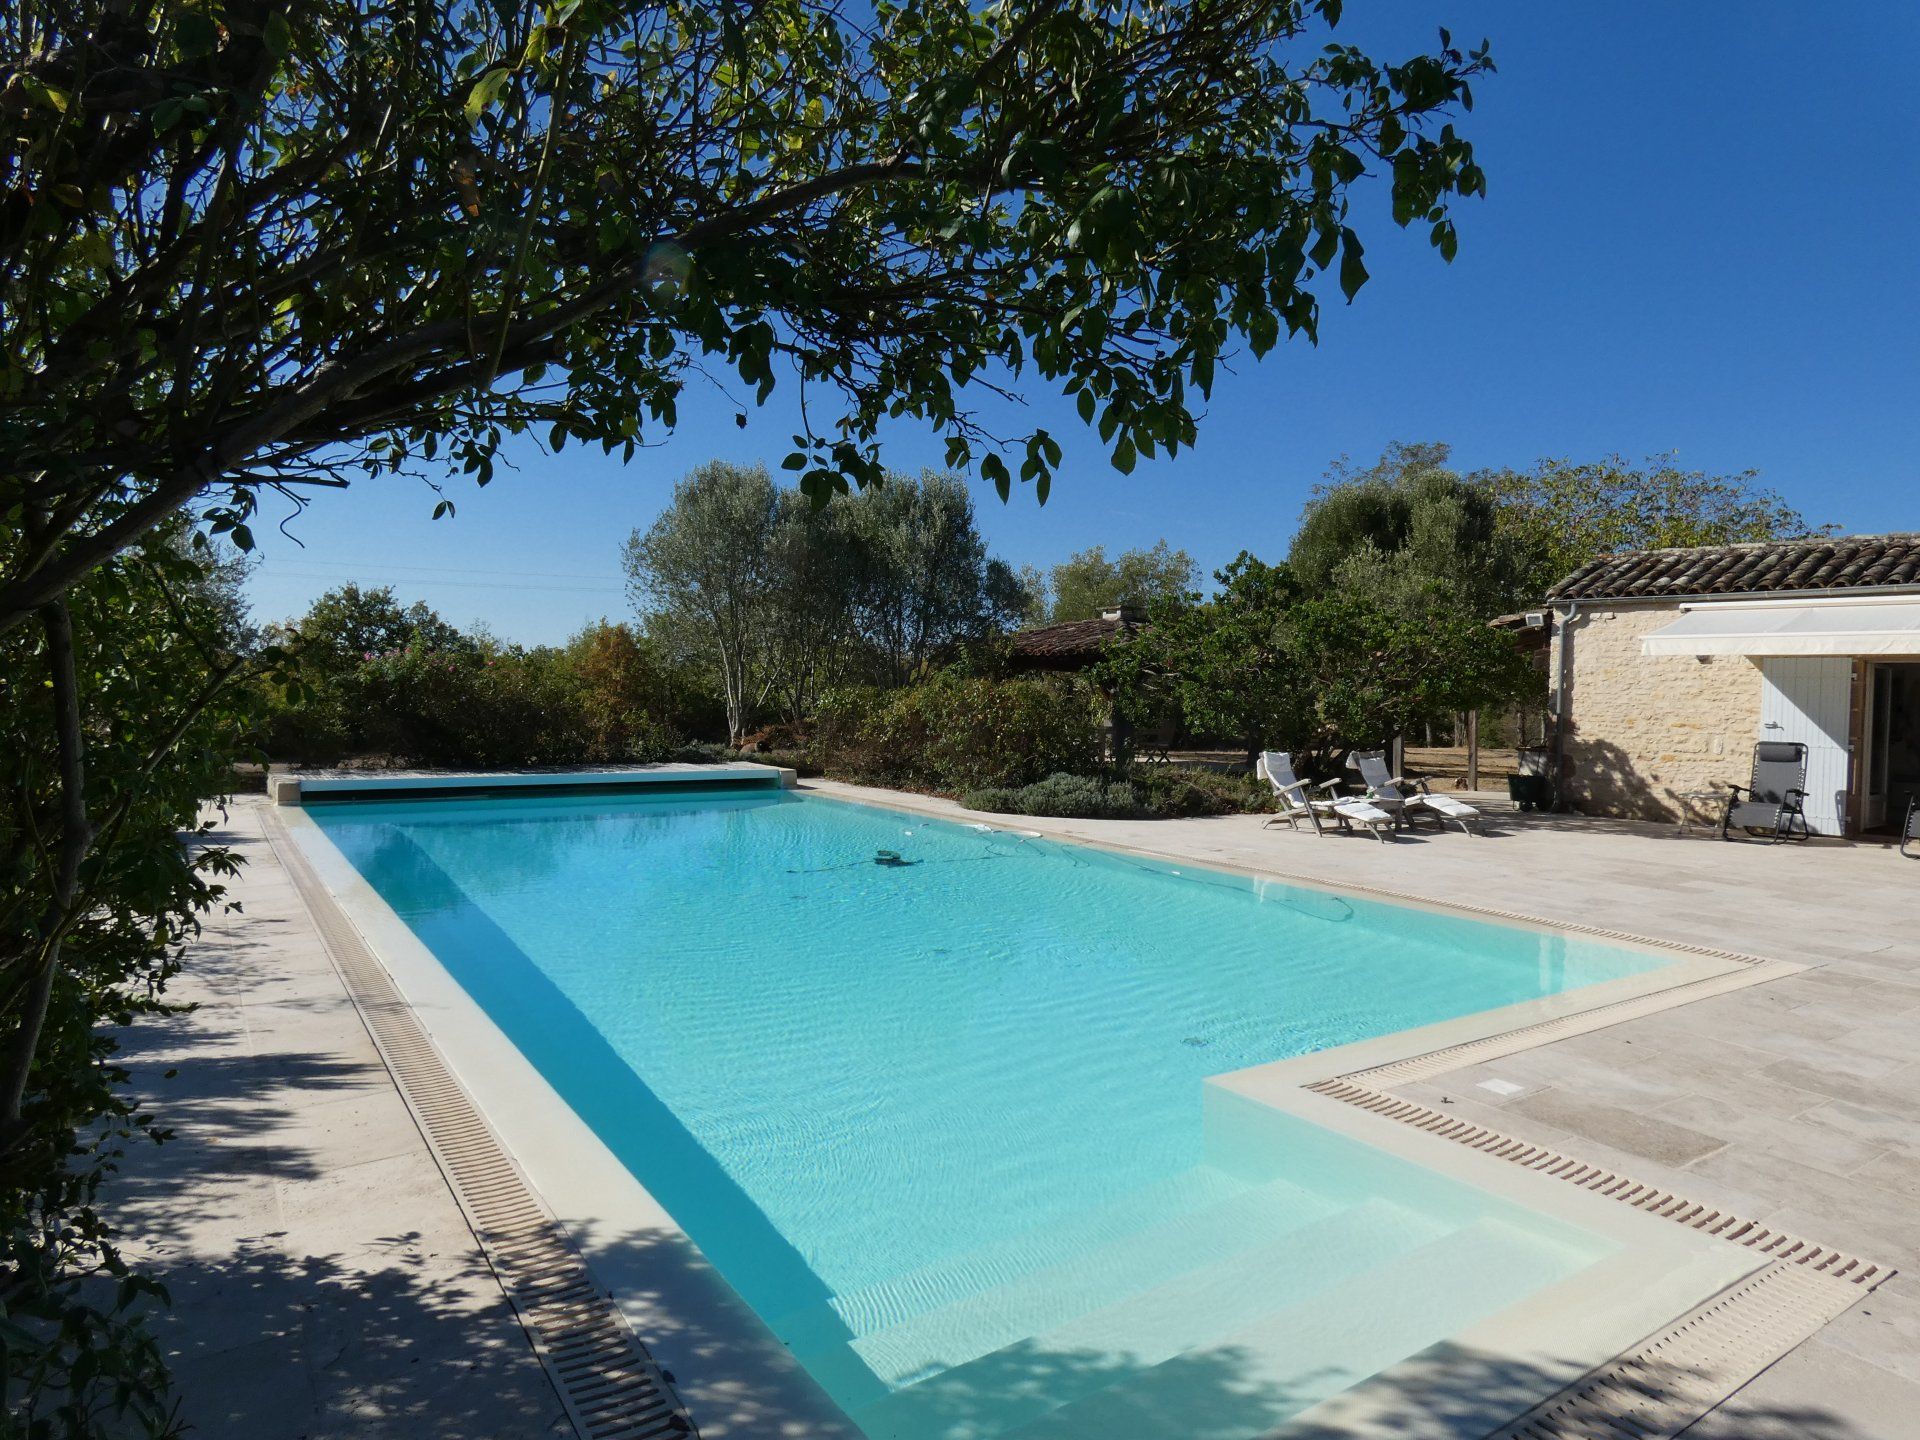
top-left (1007, 614), bottom-right (1139, 661)
top-left (1547, 534), bottom-right (1920, 602)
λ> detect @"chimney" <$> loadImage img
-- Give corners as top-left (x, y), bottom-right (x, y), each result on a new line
top-left (1101, 604), bottom-right (1143, 623)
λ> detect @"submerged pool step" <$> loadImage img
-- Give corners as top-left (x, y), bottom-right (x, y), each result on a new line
top-left (847, 1178), bottom-right (1369, 1387)
top-left (844, 1196), bottom-right (1455, 1439)
top-left (770, 1164), bottom-right (1261, 1355)
top-left (995, 1215), bottom-right (1599, 1440)
top-left (784, 1174), bottom-right (1345, 1416)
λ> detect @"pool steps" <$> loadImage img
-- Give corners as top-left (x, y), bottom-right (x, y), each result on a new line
top-left (995, 1216), bottom-right (1588, 1440)
top-left (848, 1182), bottom-right (1366, 1385)
top-left (842, 1210), bottom-right (1585, 1438)
top-left (768, 1154), bottom-right (1596, 1438)
top-left (771, 1166), bottom-right (1294, 1356)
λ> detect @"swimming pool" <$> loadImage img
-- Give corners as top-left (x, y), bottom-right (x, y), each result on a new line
top-left (309, 786), bottom-right (1677, 1439)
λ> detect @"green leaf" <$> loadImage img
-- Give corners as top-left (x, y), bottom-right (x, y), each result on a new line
top-left (264, 11), bottom-right (293, 59)
top-left (1308, 225), bottom-right (1338, 270)
top-left (1338, 231), bottom-right (1369, 301)
top-left (20, 77), bottom-right (71, 114)
top-left (465, 67), bottom-right (513, 124)
top-left (175, 12), bottom-right (219, 58)
top-left (981, 453), bottom-right (1011, 501)
top-left (1111, 437), bottom-right (1136, 475)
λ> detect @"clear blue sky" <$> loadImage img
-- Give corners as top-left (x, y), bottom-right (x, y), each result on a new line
top-left (243, 2), bottom-right (1920, 644)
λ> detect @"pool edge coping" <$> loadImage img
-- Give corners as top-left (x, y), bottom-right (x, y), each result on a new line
top-left (270, 782), bottom-right (1886, 1440)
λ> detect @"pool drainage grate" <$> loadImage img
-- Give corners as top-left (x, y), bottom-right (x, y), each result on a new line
top-left (1486, 1260), bottom-right (1864, 1440)
top-left (262, 809), bottom-right (693, 1440)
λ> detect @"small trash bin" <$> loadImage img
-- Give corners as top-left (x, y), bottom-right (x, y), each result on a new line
top-left (1507, 773), bottom-right (1547, 811)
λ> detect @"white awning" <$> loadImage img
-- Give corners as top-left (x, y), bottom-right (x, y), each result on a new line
top-left (1641, 597), bottom-right (1920, 657)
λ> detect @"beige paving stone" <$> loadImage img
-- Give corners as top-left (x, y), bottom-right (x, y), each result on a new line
top-left (1653, 1095), bottom-right (1886, 1177)
top-left (1506, 1088), bottom-right (1731, 1166)
top-left (162, 1334), bottom-right (321, 1440)
top-left (1699, 1171), bottom-right (1920, 1264)
top-left (1759, 1057), bottom-right (1920, 1110)
top-left (1813, 1286), bottom-right (1920, 1389)
top-left (1804, 1099), bottom-right (1920, 1158)
top-left (1684, 1337), bottom-right (1920, 1439)
top-left (1855, 1148), bottom-right (1920, 1198)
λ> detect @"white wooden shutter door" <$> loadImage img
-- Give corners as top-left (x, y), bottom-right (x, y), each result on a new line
top-left (1758, 657), bottom-right (1853, 834)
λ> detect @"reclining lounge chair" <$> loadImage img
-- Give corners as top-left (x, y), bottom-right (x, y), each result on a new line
top-left (1350, 751), bottom-right (1484, 835)
top-left (1257, 752), bottom-right (1397, 843)
top-left (1721, 741), bottom-right (1810, 843)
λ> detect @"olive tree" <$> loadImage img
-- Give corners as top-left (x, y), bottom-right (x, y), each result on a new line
top-left (844, 471), bottom-right (1033, 682)
top-left (623, 461), bottom-right (782, 745)
top-left (1290, 441), bottom-right (1526, 614)
top-left (1044, 540), bottom-right (1198, 622)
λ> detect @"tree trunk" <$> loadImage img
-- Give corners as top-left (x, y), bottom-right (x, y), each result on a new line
top-left (0, 600), bottom-right (94, 1129)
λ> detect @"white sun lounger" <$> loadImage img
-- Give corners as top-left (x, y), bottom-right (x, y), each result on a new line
top-left (1258, 752), bottom-right (1397, 842)
top-left (1350, 750), bottom-right (1483, 834)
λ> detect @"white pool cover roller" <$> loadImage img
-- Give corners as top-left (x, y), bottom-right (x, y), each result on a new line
top-left (1641, 597), bottom-right (1920, 657)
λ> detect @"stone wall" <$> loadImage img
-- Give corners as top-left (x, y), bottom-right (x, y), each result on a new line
top-left (1552, 603), bottom-right (1763, 822)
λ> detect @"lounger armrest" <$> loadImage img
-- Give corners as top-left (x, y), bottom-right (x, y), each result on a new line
top-left (1722, 782), bottom-right (1750, 800)
top-left (1313, 778), bottom-right (1344, 793)
top-left (1271, 779), bottom-right (1310, 796)
top-left (1385, 775), bottom-right (1413, 790)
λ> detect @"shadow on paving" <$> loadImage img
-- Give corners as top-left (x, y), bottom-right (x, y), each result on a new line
top-left (127, 1231), bottom-right (575, 1440)
top-left (104, 1034), bottom-right (571, 1438)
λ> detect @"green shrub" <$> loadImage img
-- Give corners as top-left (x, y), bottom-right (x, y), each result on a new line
top-left (962, 766), bottom-right (1273, 820)
top-left (3, 530), bottom-right (264, 1434)
top-left (1128, 765), bottom-right (1273, 817)
top-left (960, 772), bottom-right (1142, 819)
top-left (817, 672), bottom-right (1103, 792)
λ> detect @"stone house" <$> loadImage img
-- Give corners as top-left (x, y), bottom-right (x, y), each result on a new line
top-left (1542, 534), bottom-right (1920, 835)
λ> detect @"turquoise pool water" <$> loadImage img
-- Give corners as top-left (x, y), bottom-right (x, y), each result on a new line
top-left (312, 787), bottom-right (1666, 1439)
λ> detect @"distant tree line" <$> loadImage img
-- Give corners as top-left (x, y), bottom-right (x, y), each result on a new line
top-left (259, 446), bottom-right (1823, 772)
